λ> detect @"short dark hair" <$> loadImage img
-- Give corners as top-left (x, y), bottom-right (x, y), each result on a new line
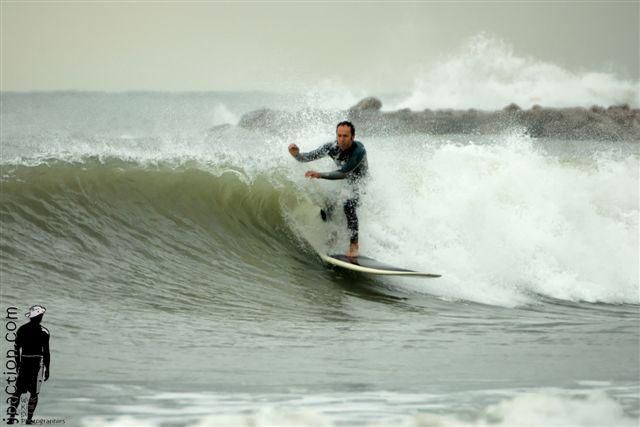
top-left (336, 121), bottom-right (355, 137)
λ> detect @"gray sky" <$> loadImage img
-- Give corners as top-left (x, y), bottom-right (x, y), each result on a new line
top-left (1, 1), bottom-right (638, 92)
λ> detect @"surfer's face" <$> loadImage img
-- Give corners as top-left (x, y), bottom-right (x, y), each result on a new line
top-left (336, 125), bottom-right (354, 151)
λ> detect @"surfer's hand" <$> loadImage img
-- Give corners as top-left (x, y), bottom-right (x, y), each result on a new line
top-left (288, 144), bottom-right (300, 157)
top-left (305, 171), bottom-right (321, 179)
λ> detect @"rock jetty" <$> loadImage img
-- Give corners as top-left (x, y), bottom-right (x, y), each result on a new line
top-left (236, 97), bottom-right (639, 141)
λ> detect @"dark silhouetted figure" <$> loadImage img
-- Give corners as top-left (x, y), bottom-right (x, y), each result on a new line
top-left (7, 305), bottom-right (50, 425)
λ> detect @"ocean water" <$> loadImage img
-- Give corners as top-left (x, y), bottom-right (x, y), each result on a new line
top-left (1, 90), bottom-right (638, 427)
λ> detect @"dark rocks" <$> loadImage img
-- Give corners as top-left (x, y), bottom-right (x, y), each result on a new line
top-left (237, 108), bottom-right (292, 130)
top-left (503, 103), bottom-right (522, 113)
top-left (349, 97), bottom-right (383, 112)
top-left (236, 98), bottom-right (640, 141)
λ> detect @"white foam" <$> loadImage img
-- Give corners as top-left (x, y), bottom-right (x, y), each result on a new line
top-left (391, 34), bottom-right (639, 110)
top-left (400, 392), bottom-right (637, 427)
top-left (190, 409), bottom-right (331, 427)
top-left (82, 416), bottom-right (158, 427)
top-left (362, 133), bottom-right (639, 306)
top-left (210, 103), bottom-right (239, 126)
top-left (487, 391), bottom-right (636, 427)
top-left (79, 390), bottom-right (638, 427)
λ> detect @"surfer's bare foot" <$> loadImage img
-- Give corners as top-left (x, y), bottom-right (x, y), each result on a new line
top-left (346, 243), bottom-right (359, 258)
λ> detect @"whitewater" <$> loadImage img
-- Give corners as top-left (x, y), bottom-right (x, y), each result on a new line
top-left (1, 38), bottom-right (639, 427)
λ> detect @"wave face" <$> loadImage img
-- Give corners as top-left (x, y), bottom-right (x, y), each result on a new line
top-left (0, 158), bottom-right (313, 318)
top-left (1, 117), bottom-right (638, 307)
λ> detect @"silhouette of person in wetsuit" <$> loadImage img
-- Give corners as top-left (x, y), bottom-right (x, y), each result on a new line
top-left (7, 305), bottom-right (50, 425)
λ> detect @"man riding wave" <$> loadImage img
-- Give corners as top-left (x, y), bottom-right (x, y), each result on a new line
top-left (288, 121), bottom-right (368, 258)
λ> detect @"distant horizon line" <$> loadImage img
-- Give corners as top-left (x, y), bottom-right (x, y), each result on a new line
top-left (0, 89), bottom-right (410, 98)
top-left (1, 89), bottom-right (298, 95)
top-left (1, 90), bottom-right (636, 111)
top-left (0, 88), bottom-right (410, 94)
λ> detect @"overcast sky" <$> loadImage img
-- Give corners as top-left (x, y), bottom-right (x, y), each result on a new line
top-left (1, 1), bottom-right (638, 92)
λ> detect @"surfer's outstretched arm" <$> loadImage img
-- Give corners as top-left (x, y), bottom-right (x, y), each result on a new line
top-left (288, 143), bottom-right (332, 162)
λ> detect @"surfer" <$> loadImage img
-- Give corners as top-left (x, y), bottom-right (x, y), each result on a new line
top-left (288, 121), bottom-right (368, 258)
top-left (7, 305), bottom-right (51, 425)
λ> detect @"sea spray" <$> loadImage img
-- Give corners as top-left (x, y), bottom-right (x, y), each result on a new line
top-left (359, 132), bottom-right (638, 305)
top-left (392, 34), bottom-right (639, 110)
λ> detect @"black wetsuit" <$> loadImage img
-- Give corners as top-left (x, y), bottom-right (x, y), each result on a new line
top-left (8, 320), bottom-right (50, 424)
top-left (295, 140), bottom-right (368, 243)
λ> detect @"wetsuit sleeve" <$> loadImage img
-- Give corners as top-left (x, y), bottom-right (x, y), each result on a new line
top-left (319, 145), bottom-right (366, 180)
top-left (294, 142), bottom-right (333, 162)
top-left (318, 171), bottom-right (348, 180)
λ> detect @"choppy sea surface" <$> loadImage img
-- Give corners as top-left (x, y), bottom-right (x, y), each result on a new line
top-left (1, 91), bottom-right (638, 426)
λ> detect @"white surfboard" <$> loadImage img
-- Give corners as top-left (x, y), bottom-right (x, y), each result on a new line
top-left (320, 253), bottom-right (441, 278)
